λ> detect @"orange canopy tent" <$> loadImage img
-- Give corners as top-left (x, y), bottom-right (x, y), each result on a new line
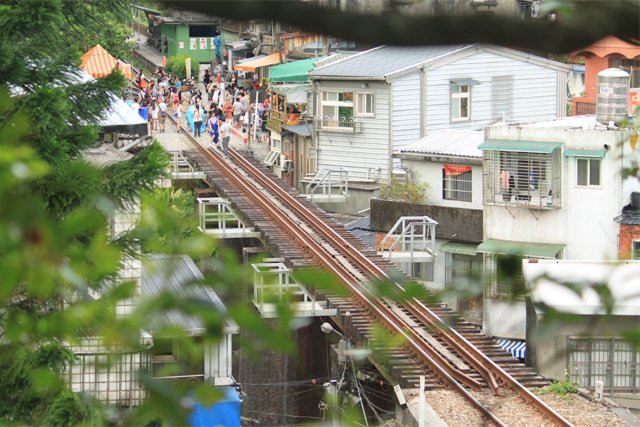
top-left (235, 53), bottom-right (282, 72)
top-left (81, 44), bottom-right (133, 80)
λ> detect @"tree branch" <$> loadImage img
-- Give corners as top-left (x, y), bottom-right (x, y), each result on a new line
top-left (157, 0), bottom-right (638, 54)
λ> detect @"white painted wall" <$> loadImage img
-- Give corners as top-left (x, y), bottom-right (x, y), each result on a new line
top-left (315, 80), bottom-right (390, 181)
top-left (484, 126), bottom-right (634, 260)
top-left (483, 299), bottom-right (526, 339)
top-left (402, 158), bottom-right (483, 210)
top-left (426, 51), bottom-right (561, 132)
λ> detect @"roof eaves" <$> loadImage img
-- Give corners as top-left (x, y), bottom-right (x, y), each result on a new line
top-left (395, 152), bottom-right (482, 164)
top-left (384, 45), bottom-right (475, 82)
top-left (480, 45), bottom-right (573, 72)
top-left (310, 75), bottom-right (387, 81)
top-left (309, 45), bottom-right (385, 75)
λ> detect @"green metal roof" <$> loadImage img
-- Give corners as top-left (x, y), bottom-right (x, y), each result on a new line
top-left (269, 57), bottom-right (325, 83)
top-left (440, 242), bottom-right (478, 256)
top-left (478, 139), bottom-right (563, 154)
top-left (564, 149), bottom-right (607, 158)
top-left (476, 239), bottom-right (564, 258)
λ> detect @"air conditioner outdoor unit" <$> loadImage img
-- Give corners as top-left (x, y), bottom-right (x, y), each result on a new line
top-left (282, 159), bottom-right (294, 172)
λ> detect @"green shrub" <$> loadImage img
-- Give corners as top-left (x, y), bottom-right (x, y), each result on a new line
top-left (165, 55), bottom-right (200, 80)
top-left (538, 379), bottom-right (579, 396)
top-left (379, 181), bottom-right (429, 204)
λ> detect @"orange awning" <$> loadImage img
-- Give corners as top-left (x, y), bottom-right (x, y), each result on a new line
top-left (235, 53), bottom-right (282, 72)
top-left (117, 60), bottom-right (133, 80)
top-left (81, 44), bottom-right (131, 79)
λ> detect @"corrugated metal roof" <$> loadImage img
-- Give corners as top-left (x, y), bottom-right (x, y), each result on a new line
top-left (282, 123), bottom-right (313, 137)
top-left (141, 254), bottom-right (238, 335)
top-left (477, 239), bottom-right (564, 258)
top-left (398, 130), bottom-right (483, 158)
top-left (615, 213), bottom-right (640, 225)
top-left (309, 45), bottom-right (468, 79)
top-left (479, 139), bottom-right (563, 153)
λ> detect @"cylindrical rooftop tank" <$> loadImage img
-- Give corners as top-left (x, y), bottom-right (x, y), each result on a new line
top-left (596, 68), bottom-right (630, 125)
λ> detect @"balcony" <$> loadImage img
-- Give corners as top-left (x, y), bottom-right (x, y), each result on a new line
top-left (314, 117), bottom-right (364, 133)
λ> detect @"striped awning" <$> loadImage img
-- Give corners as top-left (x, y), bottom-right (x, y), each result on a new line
top-left (81, 44), bottom-right (126, 79)
top-left (497, 339), bottom-right (526, 359)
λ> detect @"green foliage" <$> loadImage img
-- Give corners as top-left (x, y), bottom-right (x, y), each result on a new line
top-left (538, 379), bottom-right (579, 396)
top-left (379, 180), bottom-right (429, 204)
top-left (166, 54), bottom-right (200, 80)
top-left (0, 343), bottom-right (78, 425)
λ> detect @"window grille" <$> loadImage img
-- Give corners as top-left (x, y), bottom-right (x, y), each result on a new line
top-left (568, 337), bottom-right (640, 393)
top-left (483, 149), bottom-right (561, 209)
top-left (443, 168), bottom-right (472, 202)
top-left (445, 253), bottom-right (482, 289)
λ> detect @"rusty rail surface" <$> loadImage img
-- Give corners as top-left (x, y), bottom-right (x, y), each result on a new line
top-left (166, 115), bottom-right (572, 427)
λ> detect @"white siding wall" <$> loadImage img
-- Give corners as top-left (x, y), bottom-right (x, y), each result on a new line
top-left (402, 158), bottom-right (483, 210)
top-left (426, 52), bottom-right (560, 132)
top-left (392, 73), bottom-right (421, 149)
top-left (484, 126), bottom-right (632, 260)
top-left (316, 81), bottom-right (390, 181)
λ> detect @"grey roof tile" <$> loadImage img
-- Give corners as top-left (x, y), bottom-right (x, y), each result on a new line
top-left (309, 45), bottom-right (469, 79)
top-left (141, 254), bottom-right (238, 335)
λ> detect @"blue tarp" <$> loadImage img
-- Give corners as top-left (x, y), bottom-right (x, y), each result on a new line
top-left (189, 387), bottom-right (241, 427)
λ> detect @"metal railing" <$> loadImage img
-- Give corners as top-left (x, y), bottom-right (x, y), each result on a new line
top-left (252, 262), bottom-right (316, 316)
top-left (197, 197), bottom-right (248, 235)
top-left (304, 168), bottom-right (349, 199)
top-left (167, 150), bottom-right (204, 180)
top-left (379, 216), bottom-right (438, 262)
top-left (314, 116), bottom-right (364, 133)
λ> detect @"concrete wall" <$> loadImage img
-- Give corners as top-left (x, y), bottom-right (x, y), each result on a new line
top-left (370, 198), bottom-right (483, 242)
top-left (318, 184), bottom-right (379, 215)
top-left (238, 318), bottom-right (329, 425)
top-left (483, 298), bottom-right (526, 338)
top-left (533, 315), bottom-right (640, 382)
top-left (484, 126), bottom-right (633, 260)
top-left (401, 158), bottom-right (483, 211)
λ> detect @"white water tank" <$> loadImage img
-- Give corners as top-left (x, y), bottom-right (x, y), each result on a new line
top-left (596, 68), bottom-right (630, 125)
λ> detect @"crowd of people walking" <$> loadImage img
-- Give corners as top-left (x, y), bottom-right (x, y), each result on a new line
top-left (126, 66), bottom-right (273, 153)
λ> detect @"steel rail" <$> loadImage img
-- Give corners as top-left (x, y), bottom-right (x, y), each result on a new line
top-left (165, 120), bottom-right (505, 425)
top-left (223, 147), bottom-right (573, 427)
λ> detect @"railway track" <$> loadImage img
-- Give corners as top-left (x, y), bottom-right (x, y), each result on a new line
top-left (164, 116), bottom-right (573, 426)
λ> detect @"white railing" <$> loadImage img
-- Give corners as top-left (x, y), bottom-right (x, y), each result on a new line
top-left (252, 262), bottom-right (316, 316)
top-left (304, 168), bottom-right (349, 199)
top-left (167, 150), bottom-right (204, 179)
top-left (379, 216), bottom-right (438, 262)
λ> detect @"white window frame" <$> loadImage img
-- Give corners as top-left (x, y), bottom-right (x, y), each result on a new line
top-left (355, 92), bottom-right (374, 117)
top-left (451, 84), bottom-right (471, 122)
top-left (632, 240), bottom-right (640, 260)
top-left (576, 157), bottom-right (601, 187)
top-left (443, 168), bottom-right (472, 202)
top-left (320, 91), bottom-right (354, 130)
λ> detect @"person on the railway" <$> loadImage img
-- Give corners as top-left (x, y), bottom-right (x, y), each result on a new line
top-left (219, 117), bottom-right (231, 159)
top-left (207, 111), bottom-right (219, 150)
top-left (193, 104), bottom-right (203, 138)
top-left (232, 96), bottom-right (243, 129)
top-left (176, 101), bottom-right (186, 134)
top-left (150, 100), bottom-right (159, 133)
top-left (158, 97), bottom-right (167, 133)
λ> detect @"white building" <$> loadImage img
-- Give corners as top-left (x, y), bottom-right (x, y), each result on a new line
top-left (478, 116), bottom-right (639, 340)
top-left (308, 44), bottom-right (570, 186)
top-left (523, 259), bottom-right (640, 396)
top-left (394, 129), bottom-right (484, 322)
